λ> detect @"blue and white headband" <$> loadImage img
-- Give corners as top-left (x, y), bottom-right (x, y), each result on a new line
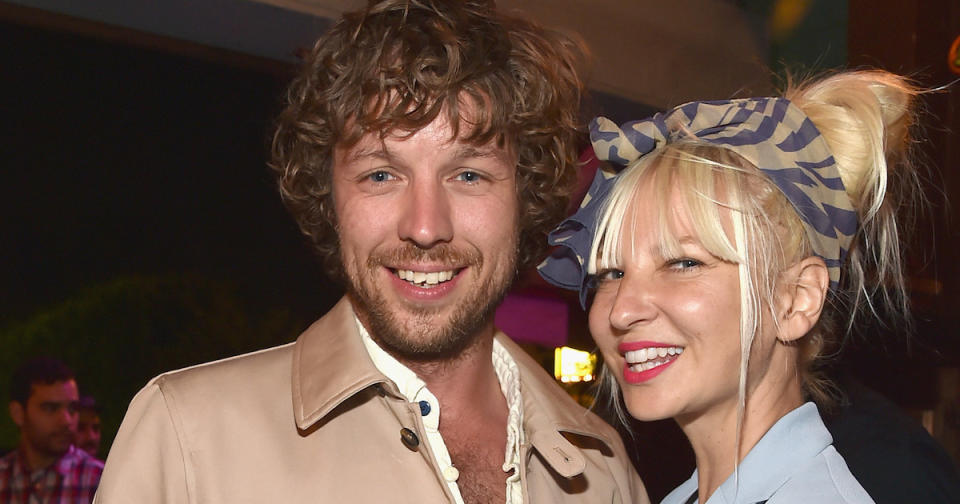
top-left (538, 97), bottom-right (857, 306)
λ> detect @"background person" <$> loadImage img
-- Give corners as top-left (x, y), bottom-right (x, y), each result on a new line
top-left (1, 357), bottom-right (103, 503)
top-left (541, 70), bottom-right (922, 503)
top-left (75, 396), bottom-right (102, 460)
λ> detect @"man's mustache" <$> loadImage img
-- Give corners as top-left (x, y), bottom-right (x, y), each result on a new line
top-left (367, 243), bottom-right (482, 269)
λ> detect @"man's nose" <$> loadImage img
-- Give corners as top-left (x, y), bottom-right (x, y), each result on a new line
top-left (398, 179), bottom-right (453, 248)
top-left (61, 408), bottom-right (78, 427)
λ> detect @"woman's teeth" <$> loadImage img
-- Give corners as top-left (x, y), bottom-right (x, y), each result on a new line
top-left (625, 346), bottom-right (683, 372)
top-left (396, 269), bottom-right (455, 288)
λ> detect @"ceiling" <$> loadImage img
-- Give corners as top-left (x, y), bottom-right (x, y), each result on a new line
top-left (4, 0), bottom-right (777, 108)
top-left (250, 0), bottom-right (776, 107)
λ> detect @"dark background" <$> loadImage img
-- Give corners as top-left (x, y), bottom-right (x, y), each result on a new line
top-left (1, 0), bottom-right (959, 501)
top-left (0, 15), bottom-right (341, 452)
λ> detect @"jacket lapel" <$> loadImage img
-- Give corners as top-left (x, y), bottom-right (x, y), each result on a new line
top-left (497, 333), bottom-right (616, 478)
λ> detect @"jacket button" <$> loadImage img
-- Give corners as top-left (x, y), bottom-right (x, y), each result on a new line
top-left (400, 428), bottom-right (419, 450)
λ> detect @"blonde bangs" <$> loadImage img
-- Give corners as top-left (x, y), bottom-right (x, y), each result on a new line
top-left (589, 145), bottom-right (752, 277)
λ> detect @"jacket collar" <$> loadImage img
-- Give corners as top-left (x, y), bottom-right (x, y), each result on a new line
top-left (291, 297), bottom-right (617, 476)
top-left (291, 297), bottom-right (389, 429)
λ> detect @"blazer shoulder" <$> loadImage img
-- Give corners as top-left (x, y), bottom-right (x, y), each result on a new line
top-left (149, 342), bottom-right (296, 398)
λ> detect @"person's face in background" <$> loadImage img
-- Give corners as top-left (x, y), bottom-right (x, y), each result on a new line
top-left (76, 408), bottom-right (101, 457)
top-left (9, 380), bottom-right (79, 463)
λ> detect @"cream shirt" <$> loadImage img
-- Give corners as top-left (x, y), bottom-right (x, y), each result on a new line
top-left (358, 318), bottom-right (524, 504)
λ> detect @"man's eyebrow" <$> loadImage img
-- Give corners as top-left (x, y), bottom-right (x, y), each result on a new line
top-left (453, 145), bottom-right (511, 163)
top-left (342, 145), bottom-right (390, 164)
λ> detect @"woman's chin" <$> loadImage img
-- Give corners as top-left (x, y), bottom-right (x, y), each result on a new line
top-left (623, 403), bottom-right (674, 422)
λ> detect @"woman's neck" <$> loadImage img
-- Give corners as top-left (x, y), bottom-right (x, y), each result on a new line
top-left (677, 379), bottom-right (804, 503)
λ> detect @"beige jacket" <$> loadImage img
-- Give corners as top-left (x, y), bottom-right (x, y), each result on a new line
top-left (95, 298), bottom-right (649, 503)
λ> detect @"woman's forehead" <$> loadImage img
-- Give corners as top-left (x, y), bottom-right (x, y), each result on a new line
top-left (617, 171), bottom-right (739, 258)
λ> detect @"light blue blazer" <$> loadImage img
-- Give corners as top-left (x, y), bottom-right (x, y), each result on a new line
top-left (662, 402), bottom-right (874, 504)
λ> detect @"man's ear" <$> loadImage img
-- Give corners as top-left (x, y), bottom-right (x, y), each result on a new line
top-left (777, 256), bottom-right (829, 343)
top-left (9, 401), bottom-right (24, 428)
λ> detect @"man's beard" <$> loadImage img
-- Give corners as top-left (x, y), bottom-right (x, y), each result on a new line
top-left (345, 242), bottom-right (516, 362)
top-left (24, 422), bottom-right (73, 459)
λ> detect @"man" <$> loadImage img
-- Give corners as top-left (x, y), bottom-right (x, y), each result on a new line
top-left (95, 1), bottom-right (648, 502)
top-left (75, 397), bottom-right (102, 459)
top-left (1, 357), bottom-right (103, 503)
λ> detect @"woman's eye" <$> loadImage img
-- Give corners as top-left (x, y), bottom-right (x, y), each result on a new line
top-left (596, 268), bottom-right (624, 281)
top-left (668, 258), bottom-right (702, 270)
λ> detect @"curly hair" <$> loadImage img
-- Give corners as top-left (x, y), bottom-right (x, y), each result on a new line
top-left (270, 0), bottom-right (587, 279)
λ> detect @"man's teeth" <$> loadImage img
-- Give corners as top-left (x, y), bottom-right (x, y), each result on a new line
top-left (396, 269), bottom-right (455, 287)
top-left (625, 347), bottom-right (683, 372)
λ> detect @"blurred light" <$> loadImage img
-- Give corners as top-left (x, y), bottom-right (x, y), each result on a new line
top-left (769, 0), bottom-right (812, 42)
top-left (554, 346), bottom-right (596, 383)
top-left (950, 35), bottom-right (960, 76)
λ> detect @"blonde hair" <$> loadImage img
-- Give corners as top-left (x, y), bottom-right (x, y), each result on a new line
top-left (590, 70), bottom-right (922, 424)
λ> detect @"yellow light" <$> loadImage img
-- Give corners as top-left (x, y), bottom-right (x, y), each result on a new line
top-left (554, 346), bottom-right (596, 383)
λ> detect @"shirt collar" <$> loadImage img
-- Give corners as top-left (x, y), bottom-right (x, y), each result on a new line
top-left (290, 296), bottom-right (619, 476)
top-left (10, 445), bottom-right (84, 478)
top-left (665, 402), bottom-right (833, 504)
top-left (52, 445), bottom-right (88, 476)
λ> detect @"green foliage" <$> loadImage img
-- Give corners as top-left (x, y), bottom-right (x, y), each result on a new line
top-left (0, 274), bottom-right (306, 457)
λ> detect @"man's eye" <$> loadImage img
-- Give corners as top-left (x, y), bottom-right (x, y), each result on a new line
top-left (367, 171), bottom-right (394, 183)
top-left (455, 171), bottom-right (482, 183)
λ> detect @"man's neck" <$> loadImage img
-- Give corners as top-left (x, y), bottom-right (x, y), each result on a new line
top-left (400, 322), bottom-right (511, 504)
top-left (18, 441), bottom-right (62, 473)
top-left (399, 321), bottom-right (502, 420)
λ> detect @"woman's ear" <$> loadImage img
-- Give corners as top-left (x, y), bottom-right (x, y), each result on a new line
top-left (777, 256), bottom-right (829, 342)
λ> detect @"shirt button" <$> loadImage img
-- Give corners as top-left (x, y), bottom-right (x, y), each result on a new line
top-left (442, 466), bottom-right (460, 482)
top-left (418, 400), bottom-right (431, 416)
top-left (400, 427), bottom-right (419, 450)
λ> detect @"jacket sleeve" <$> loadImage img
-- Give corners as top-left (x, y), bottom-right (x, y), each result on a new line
top-left (94, 380), bottom-right (191, 503)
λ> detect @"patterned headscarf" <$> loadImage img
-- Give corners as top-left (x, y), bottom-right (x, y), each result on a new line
top-left (538, 97), bottom-right (857, 306)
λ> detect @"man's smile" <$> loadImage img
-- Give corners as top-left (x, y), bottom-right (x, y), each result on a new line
top-left (393, 268), bottom-right (460, 288)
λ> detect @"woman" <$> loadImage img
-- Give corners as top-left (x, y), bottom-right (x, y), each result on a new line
top-left (539, 70), bottom-right (921, 503)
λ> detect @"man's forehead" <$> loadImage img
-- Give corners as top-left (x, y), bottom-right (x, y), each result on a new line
top-left (338, 118), bottom-right (514, 165)
top-left (30, 380), bottom-right (79, 400)
top-left (338, 94), bottom-right (514, 161)
top-left (79, 410), bottom-right (100, 422)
